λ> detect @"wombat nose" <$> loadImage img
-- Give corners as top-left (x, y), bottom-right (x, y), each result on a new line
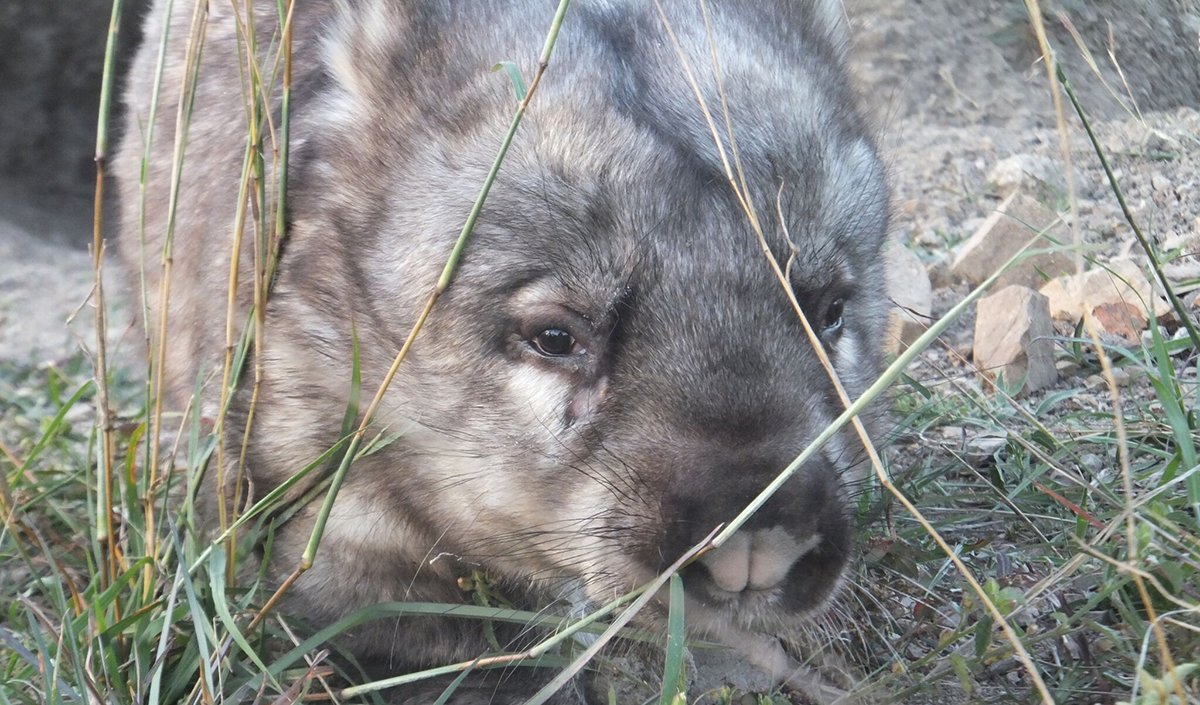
top-left (696, 528), bottom-right (821, 593)
top-left (660, 461), bottom-right (849, 599)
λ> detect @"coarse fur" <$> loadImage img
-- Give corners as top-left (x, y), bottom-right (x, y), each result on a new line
top-left (115, 0), bottom-right (890, 702)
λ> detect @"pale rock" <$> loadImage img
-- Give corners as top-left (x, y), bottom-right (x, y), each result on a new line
top-left (973, 285), bottom-right (1058, 396)
top-left (1085, 369), bottom-right (1133, 388)
top-left (938, 426), bottom-right (965, 442)
top-left (1159, 230), bottom-right (1199, 256)
top-left (1140, 326), bottom-right (1168, 348)
top-left (1056, 359), bottom-right (1080, 377)
top-left (1110, 367), bottom-right (1133, 386)
top-left (1162, 259), bottom-right (1200, 291)
top-left (884, 238), bottom-right (933, 353)
top-left (988, 154), bottom-right (1070, 199)
top-left (1160, 230), bottom-right (1200, 292)
top-left (960, 216), bottom-right (986, 234)
top-left (1039, 258), bottom-right (1172, 327)
top-left (965, 432), bottom-right (1007, 462)
top-left (927, 252), bottom-right (955, 290)
top-left (1173, 328), bottom-right (1198, 355)
top-left (1141, 129), bottom-right (1176, 154)
top-left (952, 192), bottom-right (1074, 290)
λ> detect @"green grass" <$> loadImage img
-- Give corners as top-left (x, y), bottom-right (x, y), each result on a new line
top-left (846, 331), bottom-right (1200, 703)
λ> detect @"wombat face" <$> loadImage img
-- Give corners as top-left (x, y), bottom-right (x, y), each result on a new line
top-left (272, 2), bottom-right (891, 634)
top-left (400, 143), bottom-right (885, 631)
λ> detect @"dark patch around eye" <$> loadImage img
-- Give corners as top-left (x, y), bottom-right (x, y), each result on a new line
top-left (531, 328), bottom-right (577, 357)
top-left (821, 298), bottom-right (844, 333)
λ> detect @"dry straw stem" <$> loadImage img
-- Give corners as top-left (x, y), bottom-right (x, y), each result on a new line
top-left (142, 0), bottom-right (210, 605)
top-left (214, 0), bottom-right (298, 580)
top-left (657, 0), bottom-right (1055, 701)
top-left (93, 0), bottom-right (124, 593)
top-left (228, 0), bottom-right (295, 562)
top-left (1055, 12), bottom-right (1143, 122)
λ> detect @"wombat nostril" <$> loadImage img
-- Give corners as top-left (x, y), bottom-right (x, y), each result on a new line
top-left (697, 528), bottom-right (822, 593)
top-left (698, 532), bottom-right (752, 592)
top-left (747, 527), bottom-right (821, 591)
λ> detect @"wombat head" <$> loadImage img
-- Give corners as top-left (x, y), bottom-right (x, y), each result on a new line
top-left (267, 0), bottom-right (889, 647)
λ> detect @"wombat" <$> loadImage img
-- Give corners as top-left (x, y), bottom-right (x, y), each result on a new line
top-left (115, 0), bottom-right (890, 702)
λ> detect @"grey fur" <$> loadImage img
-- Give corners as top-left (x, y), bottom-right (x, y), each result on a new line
top-left (116, 1), bottom-right (889, 702)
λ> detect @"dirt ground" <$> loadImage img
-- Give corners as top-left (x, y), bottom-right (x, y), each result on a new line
top-left (0, 1), bottom-right (1197, 702)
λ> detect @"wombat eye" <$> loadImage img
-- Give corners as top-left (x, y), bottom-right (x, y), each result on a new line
top-left (531, 328), bottom-right (578, 357)
top-left (821, 298), bottom-right (845, 334)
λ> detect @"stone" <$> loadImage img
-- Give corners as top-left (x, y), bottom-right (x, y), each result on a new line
top-left (1141, 129), bottom-right (1177, 155)
top-left (1159, 230), bottom-right (1200, 257)
top-left (1141, 326), bottom-right (1168, 348)
top-left (1163, 259), bottom-right (1200, 291)
top-left (884, 238), bottom-right (933, 353)
top-left (1056, 359), bottom-right (1080, 377)
top-left (1091, 302), bottom-right (1146, 343)
top-left (965, 432), bottom-right (1007, 463)
top-left (952, 192), bottom-right (1075, 291)
top-left (1085, 368), bottom-right (1134, 388)
top-left (927, 252), bottom-right (955, 290)
top-left (1039, 258), bottom-right (1172, 325)
top-left (987, 154), bottom-right (1070, 200)
top-left (973, 285), bottom-right (1058, 396)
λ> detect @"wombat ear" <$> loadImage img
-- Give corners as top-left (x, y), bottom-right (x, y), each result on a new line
top-left (812, 0), bottom-right (852, 59)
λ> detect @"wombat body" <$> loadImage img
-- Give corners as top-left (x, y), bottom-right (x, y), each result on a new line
top-left (116, 1), bottom-right (890, 701)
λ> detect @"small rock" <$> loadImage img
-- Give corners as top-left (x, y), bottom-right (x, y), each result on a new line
top-left (973, 285), bottom-right (1058, 396)
top-left (1159, 230), bottom-right (1200, 257)
top-left (1085, 368), bottom-right (1133, 388)
top-left (884, 238), bottom-right (933, 353)
top-left (988, 154), bottom-right (1070, 199)
top-left (952, 192), bottom-right (1075, 290)
top-left (1187, 289), bottom-right (1200, 312)
top-left (965, 432), bottom-right (1007, 462)
top-left (1140, 326), bottom-right (1168, 348)
top-left (1172, 328), bottom-right (1197, 353)
top-left (914, 229), bottom-right (942, 248)
top-left (1141, 128), bottom-right (1176, 155)
top-left (1163, 259), bottom-right (1200, 291)
top-left (1056, 358), bottom-right (1080, 377)
top-left (1039, 258), bottom-right (1172, 323)
top-left (960, 216), bottom-right (986, 234)
top-left (939, 426), bottom-right (965, 442)
top-left (1092, 302), bottom-right (1146, 343)
top-left (927, 252), bottom-right (955, 290)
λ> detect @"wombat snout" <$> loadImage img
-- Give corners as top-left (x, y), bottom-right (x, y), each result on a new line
top-left (661, 454), bottom-right (853, 614)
